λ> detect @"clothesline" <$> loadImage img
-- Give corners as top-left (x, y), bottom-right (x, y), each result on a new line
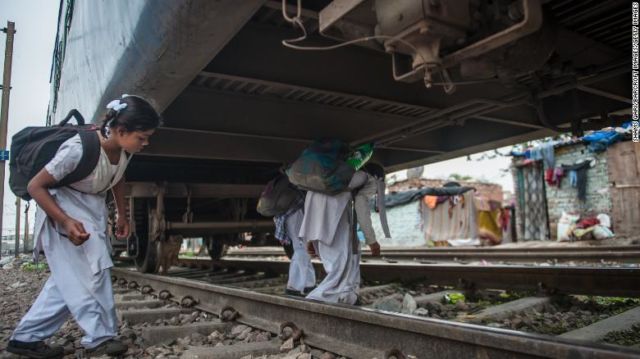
top-left (510, 122), bottom-right (634, 158)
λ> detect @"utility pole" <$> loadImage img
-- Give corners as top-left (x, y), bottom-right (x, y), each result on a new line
top-left (23, 201), bottom-right (30, 253)
top-left (14, 198), bottom-right (20, 257)
top-left (0, 21), bottom-right (16, 260)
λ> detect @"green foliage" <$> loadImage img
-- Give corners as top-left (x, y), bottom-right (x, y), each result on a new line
top-left (444, 292), bottom-right (466, 304)
top-left (574, 295), bottom-right (640, 306)
top-left (21, 262), bottom-right (48, 271)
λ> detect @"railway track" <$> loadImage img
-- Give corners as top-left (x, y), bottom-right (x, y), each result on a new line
top-left (224, 245), bottom-right (640, 264)
top-left (177, 257), bottom-right (640, 297)
top-left (110, 256), bottom-right (640, 358)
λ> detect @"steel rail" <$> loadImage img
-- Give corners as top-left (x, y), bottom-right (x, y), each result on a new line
top-left (224, 246), bottom-right (640, 263)
top-left (111, 267), bottom-right (640, 358)
top-left (178, 258), bottom-right (640, 297)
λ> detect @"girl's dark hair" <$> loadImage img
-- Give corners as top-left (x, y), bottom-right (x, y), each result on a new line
top-left (363, 162), bottom-right (385, 179)
top-left (100, 95), bottom-right (162, 137)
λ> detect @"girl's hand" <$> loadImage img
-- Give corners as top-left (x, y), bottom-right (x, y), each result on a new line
top-left (115, 215), bottom-right (130, 239)
top-left (62, 217), bottom-right (90, 246)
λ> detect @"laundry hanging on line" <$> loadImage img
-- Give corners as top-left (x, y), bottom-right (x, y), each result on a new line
top-left (560, 161), bottom-right (591, 201)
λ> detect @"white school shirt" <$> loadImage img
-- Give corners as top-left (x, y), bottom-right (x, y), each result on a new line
top-left (33, 134), bottom-right (130, 274)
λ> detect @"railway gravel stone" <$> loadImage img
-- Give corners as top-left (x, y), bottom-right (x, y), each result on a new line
top-left (0, 259), bottom-right (50, 356)
top-left (371, 296), bottom-right (402, 312)
top-left (231, 324), bottom-right (251, 337)
top-left (402, 294), bottom-right (417, 314)
top-left (280, 338), bottom-right (295, 351)
top-left (601, 324), bottom-right (640, 347)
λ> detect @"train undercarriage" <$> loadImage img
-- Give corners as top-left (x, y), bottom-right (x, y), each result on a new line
top-left (50, 0), bottom-right (631, 274)
top-left (109, 181), bottom-right (284, 273)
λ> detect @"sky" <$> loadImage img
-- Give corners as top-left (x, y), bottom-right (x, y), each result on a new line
top-left (1, 0), bottom-right (58, 236)
top-left (403, 147), bottom-right (514, 190)
top-left (0, 1), bottom-right (516, 238)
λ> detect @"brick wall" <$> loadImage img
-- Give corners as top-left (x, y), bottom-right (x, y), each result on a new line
top-left (516, 143), bottom-right (612, 240)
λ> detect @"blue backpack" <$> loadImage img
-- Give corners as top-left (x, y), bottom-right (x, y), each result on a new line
top-left (286, 139), bottom-right (355, 194)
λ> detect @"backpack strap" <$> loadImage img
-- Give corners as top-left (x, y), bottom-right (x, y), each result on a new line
top-left (58, 130), bottom-right (101, 186)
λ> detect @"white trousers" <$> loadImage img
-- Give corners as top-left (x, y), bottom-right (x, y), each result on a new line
top-left (285, 209), bottom-right (316, 292)
top-left (11, 235), bottom-right (118, 348)
top-left (287, 237), bottom-right (316, 292)
top-left (306, 208), bottom-right (360, 305)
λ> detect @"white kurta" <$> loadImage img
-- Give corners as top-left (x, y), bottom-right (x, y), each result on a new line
top-left (352, 172), bottom-right (378, 245)
top-left (12, 134), bottom-right (128, 348)
top-left (299, 191), bottom-right (360, 305)
top-left (285, 209), bottom-right (316, 292)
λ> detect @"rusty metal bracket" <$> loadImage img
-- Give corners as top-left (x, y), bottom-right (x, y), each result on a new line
top-left (181, 295), bottom-right (198, 308)
top-left (158, 290), bottom-right (172, 300)
top-left (279, 321), bottom-right (304, 341)
top-left (384, 348), bottom-right (406, 359)
top-left (220, 306), bottom-right (239, 322)
top-left (127, 281), bottom-right (138, 289)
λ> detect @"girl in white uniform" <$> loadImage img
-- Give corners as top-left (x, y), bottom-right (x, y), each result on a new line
top-left (8, 95), bottom-right (161, 358)
top-left (273, 193), bottom-right (316, 296)
top-left (300, 164), bottom-right (387, 305)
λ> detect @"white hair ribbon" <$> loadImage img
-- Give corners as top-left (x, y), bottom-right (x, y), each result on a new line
top-left (104, 94), bottom-right (130, 138)
top-left (106, 99), bottom-right (128, 112)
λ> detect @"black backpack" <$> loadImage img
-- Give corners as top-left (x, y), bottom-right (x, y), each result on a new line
top-left (256, 174), bottom-right (303, 217)
top-left (9, 109), bottom-right (101, 200)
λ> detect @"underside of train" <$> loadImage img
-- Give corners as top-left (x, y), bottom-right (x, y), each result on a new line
top-left (49, 0), bottom-right (632, 272)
